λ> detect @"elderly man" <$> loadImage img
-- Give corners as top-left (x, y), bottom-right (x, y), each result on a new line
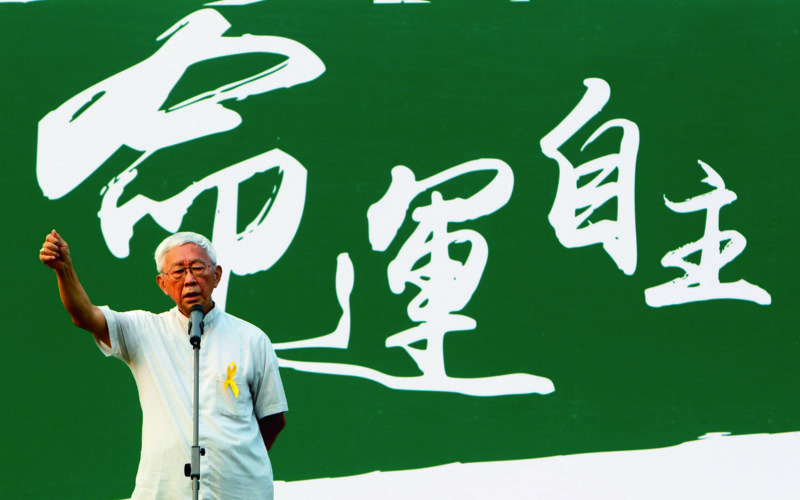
top-left (40, 229), bottom-right (287, 500)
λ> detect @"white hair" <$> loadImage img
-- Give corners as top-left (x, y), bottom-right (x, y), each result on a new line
top-left (154, 232), bottom-right (218, 272)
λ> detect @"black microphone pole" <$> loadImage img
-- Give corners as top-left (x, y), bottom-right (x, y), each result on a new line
top-left (185, 304), bottom-right (205, 500)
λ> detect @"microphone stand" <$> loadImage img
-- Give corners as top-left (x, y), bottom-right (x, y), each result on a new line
top-left (184, 305), bottom-right (205, 500)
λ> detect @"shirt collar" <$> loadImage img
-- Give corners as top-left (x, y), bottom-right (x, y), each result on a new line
top-left (171, 303), bottom-right (220, 331)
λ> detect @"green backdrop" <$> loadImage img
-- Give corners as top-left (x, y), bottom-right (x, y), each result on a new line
top-left (1, 0), bottom-right (797, 498)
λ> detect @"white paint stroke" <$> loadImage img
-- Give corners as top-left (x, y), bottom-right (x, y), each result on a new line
top-left (274, 431), bottom-right (800, 499)
top-left (37, 8), bottom-right (325, 200)
top-left (205, 0), bottom-right (266, 6)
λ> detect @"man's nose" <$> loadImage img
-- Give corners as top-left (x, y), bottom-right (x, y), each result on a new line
top-left (184, 270), bottom-right (198, 284)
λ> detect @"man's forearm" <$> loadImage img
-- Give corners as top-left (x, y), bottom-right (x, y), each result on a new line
top-left (55, 264), bottom-right (109, 343)
top-left (41, 230), bottom-right (108, 343)
top-left (259, 413), bottom-right (286, 451)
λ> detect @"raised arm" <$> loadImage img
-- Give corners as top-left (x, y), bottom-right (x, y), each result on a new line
top-left (39, 230), bottom-right (110, 347)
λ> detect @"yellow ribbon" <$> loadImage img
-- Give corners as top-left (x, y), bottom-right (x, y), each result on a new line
top-left (224, 362), bottom-right (239, 398)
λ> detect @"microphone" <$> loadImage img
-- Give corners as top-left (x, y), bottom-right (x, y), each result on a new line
top-left (188, 304), bottom-right (205, 348)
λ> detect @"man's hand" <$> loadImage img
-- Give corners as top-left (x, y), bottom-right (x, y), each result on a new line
top-left (40, 230), bottom-right (72, 271)
top-left (40, 230), bottom-right (109, 345)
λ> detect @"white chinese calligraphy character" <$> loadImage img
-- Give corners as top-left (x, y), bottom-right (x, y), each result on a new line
top-left (36, 9), bottom-right (324, 309)
top-left (540, 78), bottom-right (639, 275)
top-left (645, 160), bottom-right (771, 307)
top-left (276, 160), bottom-right (555, 397)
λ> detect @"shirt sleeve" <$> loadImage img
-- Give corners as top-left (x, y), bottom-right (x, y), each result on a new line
top-left (252, 334), bottom-right (288, 419)
top-left (96, 306), bottom-right (144, 363)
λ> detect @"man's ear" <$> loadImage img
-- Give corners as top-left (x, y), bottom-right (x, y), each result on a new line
top-left (213, 265), bottom-right (222, 288)
top-left (156, 274), bottom-right (168, 294)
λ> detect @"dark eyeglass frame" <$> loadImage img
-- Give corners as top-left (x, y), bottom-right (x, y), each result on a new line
top-left (161, 263), bottom-right (213, 281)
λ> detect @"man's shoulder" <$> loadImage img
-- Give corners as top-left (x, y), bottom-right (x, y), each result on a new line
top-left (101, 306), bottom-right (179, 328)
top-left (101, 306), bottom-right (162, 319)
top-left (217, 309), bottom-right (267, 338)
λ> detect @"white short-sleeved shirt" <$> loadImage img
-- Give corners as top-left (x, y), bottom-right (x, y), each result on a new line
top-left (97, 305), bottom-right (288, 500)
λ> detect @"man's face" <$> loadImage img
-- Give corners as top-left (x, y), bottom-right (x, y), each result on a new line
top-left (156, 243), bottom-right (222, 317)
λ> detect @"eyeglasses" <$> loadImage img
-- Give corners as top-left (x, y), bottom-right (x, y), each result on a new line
top-left (162, 263), bottom-right (212, 281)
